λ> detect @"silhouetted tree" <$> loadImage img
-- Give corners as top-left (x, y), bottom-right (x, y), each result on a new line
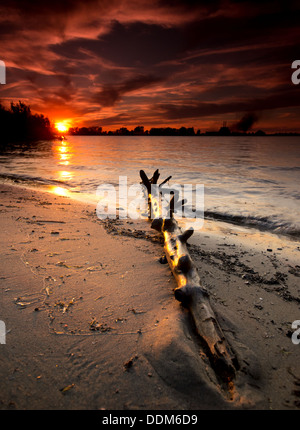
top-left (133, 126), bottom-right (145, 135)
top-left (0, 101), bottom-right (54, 147)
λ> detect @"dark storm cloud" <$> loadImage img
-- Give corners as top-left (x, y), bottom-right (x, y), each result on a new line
top-left (156, 86), bottom-right (300, 120)
top-left (180, 7), bottom-right (299, 52)
top-left (50, 21), bottom-right (183, 68)
top-left (94, 21), bottom-right (183, 68)
top-left (93, 74), bottom-right (164, 107)
top-left (0, 0), bottom-right (299, 130)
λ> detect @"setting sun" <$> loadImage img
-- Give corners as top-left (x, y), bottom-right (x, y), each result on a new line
top-left (55, 122), bottom-right (69, 133)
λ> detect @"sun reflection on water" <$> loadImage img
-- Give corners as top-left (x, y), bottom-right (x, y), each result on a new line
top-left (51, 186), bottom-right (69, 197)
top-left (58, 170), bottom-right (73, 181)
top-left (54, 139), bottom-right (73, 166)
top-left (53, 139), bottom-right (75, 184)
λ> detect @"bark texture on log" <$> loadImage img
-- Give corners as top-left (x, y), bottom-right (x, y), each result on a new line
top-left (140, 169), bottom-right (237, 381)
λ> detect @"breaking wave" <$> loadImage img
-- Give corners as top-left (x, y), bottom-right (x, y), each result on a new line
top-left (204, 210), bottom-right (300, 239)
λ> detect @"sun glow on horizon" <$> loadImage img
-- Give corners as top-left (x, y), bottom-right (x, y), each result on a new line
top-left (55, 122), bottom-right (69, 133)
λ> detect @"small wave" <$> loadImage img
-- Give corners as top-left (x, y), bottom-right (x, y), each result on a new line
top-left (204, 210), bottom-right (300, 239)
top-left (0, 173), bottom-right (70, 188)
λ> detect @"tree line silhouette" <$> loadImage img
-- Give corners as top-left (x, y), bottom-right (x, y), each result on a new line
top-left (69, 125), bottom-right (299, 137)
top-left (68, 125), bottom-right (199, 136)
top-left (0, 101), bottom-right (298, 145)
top-left (0, 101), bottom-right (54, 147)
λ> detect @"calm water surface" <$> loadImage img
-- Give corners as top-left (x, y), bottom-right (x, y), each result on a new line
top-left (0, 135), bottom-right (299, 239)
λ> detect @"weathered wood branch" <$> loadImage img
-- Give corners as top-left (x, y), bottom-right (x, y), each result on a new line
top-left (140, 169), bottom-right (237, 381)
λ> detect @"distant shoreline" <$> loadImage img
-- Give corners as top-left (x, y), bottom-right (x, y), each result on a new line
top-left (67, 121), bottom-right (300, 137)
top-left (67, 130), bottom-right (300, 137)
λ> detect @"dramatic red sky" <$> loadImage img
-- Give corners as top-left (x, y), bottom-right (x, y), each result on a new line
top-left (0, 0), bottom-right (300, 132)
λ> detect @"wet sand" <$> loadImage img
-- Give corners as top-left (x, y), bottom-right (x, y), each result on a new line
top-left (0, 182), bottom-right (299, 410)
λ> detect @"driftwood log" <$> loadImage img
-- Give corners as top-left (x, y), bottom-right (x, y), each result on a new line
top-left (140, 169), bottom-right (237, 381)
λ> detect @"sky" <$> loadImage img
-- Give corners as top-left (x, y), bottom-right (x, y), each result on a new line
top-left (0, 0), bottom-right (300, 132)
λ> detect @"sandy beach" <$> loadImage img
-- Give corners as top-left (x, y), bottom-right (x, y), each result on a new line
top-left (0, 181), bottom-right (299, 410)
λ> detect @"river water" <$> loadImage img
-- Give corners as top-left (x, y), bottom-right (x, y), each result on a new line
top-left (0, 135), bottom-right (299, 240)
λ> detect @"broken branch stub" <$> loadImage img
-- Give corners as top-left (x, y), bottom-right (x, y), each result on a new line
top-left (140, 169), bottom-right (237, 381)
